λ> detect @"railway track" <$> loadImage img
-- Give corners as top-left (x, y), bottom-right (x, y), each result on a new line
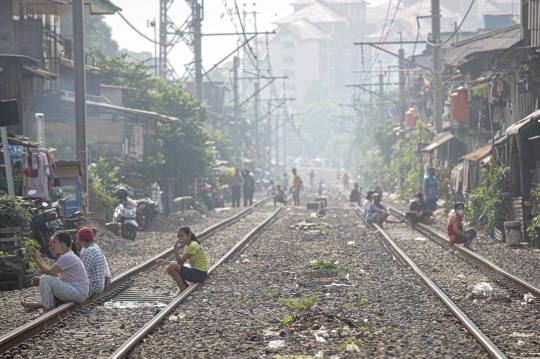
top-left (388, 206), bottom-right (540, 302)
top-left (354, 203), bottom-right (540, 358)
top-left (0, 197), bottom-right (278, 359)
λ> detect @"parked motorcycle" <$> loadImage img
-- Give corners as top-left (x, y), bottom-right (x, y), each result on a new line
top-left (135, 198), bottom-right (158, 232)
top-left (26, 190), bottom-right (63, 258)
top-left (113, 187), bottom-right (138, 240)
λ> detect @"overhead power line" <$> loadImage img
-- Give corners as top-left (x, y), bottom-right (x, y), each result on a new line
top-left (417, 0), bottom-right (476, 47)
top-left (117, 11), bottom-right (184, 46)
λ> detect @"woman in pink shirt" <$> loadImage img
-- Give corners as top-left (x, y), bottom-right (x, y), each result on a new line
top-left (20, 231), bottom-right (89, 314)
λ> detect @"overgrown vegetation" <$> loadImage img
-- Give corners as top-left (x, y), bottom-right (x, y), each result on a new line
top-left (527, 183), bottom-right (540, 240)
top-left (235, 299), bottom-right (253, 306)
top-left (22, 238), bottom-right (41, 272)
top-left (88, 157), bottom-right (120, 221)
top-left (0, 196), bottom-right (31, 228)
top-left (277, 295), bottom-right (319, 311)
top-left (307, 259), bottom-right (351, 272)
top-left (358, 297), bottom-right (368, 306)
top-left (467, 161), bottom-right (511, 233)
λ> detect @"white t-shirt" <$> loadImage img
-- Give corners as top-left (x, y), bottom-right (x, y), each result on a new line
top-left (56, 251), bottom-right (89, 296)
top-left (362, 199), bottom-right (371, 217)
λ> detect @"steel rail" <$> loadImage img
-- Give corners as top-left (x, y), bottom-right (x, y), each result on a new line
top-left (352, 204), bottom-right (507, 359)
top-left (109, 200), bottom-right (288, 359)
top-left (388, 206), bottom-right (540, 298)
top-left (0, 197), bottom-right (272, 356)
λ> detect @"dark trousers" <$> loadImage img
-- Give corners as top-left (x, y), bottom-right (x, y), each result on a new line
top-left (232, 186), bottom-right (241, 207)
top-left (244, 189), bottom-right (253, 207)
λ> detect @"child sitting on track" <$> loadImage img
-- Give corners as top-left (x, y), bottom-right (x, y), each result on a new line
top-left (156, 226), bottom-right (209, 296)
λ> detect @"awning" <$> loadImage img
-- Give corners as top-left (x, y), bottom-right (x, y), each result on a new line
top-left (22, 65), bottom-right (58, 79)
top-left (61, 96), bottom-right (182, 125)
top-left (507, 109), bottom-right (540, 136)
top-left (421, 132), bottom-right (454, 152)
top-left (460, 144), bottom-right (492, 162)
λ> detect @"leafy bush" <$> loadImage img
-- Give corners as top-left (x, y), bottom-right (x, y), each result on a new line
top-left (88, 157), bottom-right (120, 221)
top-left (467, 161), bottom-right (511, 234)
top-left (307, 258), bottom-right (350, 272)
top-left (527, 184), bottom-right (540, 239)
top-left (0, 196), bottom-right (31, 228)
top-left (22, 238), bottom-right (41, 272)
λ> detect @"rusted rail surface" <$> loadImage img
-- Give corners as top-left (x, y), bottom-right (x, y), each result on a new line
top-left (388, 206), bottom-right (540, 299)
top-left (0, 197), bottom-right (272, 357)
top-left (353, 203), bottom-right (507, 359)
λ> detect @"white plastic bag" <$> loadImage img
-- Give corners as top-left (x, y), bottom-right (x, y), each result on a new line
top-left (472, 282), bottom-right (493, 296)
top-left (268, 340), bottom-right (286, 348)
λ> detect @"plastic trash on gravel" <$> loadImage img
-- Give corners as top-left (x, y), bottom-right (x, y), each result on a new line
top-left (268, 340), bottom-right (286, 348)
top-left (324, 282), bottom-right (355, 287)
top-left (524, 293), bottom-right (536, 304)
top-left (414, 237), bottom-right (426, 241)
top-left (472, 282), bottom-right (493, 296)
top-left (314, 334), bottom-right (326, 343)
top-left (104, 301), bottom-right (167, 309)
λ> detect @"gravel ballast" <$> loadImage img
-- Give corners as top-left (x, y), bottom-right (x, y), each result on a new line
top-left (11, 201), bottom-right (277, 359)
top-left (0, 203), bottom-right (251, 339)
top-left (127, 202), bottom-right (487, 358)
top-left (385, 223), bottom-right (540, 358)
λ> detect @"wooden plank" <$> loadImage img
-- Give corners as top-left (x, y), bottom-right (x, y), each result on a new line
top-left (0, 237), bottom-right (21, 242)
top-left (0, 228), bottom-right (21, 234)
top-left (0, 245), bottom-right (22, 252)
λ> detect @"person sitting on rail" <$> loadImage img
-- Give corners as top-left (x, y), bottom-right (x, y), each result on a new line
top-left (156, 226), bottom-right (208, 296)
top-left (366, 193), bottom-right (403, 226)
top-left (274, 184), bottom-right (287, 206)
top-left (267, 180), bottom-right (277, 196)
top-left (349, 183), bottom-right (362, 205)
top-left (448, 202), bottom-right (477, 250)
top-left (20, 231), bottom-right (89, 313)
top-left (405, 192), bottom-right (435, 226)
top-left (362, 190), bottom-right (374, 218)
top-left (77, 227), bottom-right (111, 296)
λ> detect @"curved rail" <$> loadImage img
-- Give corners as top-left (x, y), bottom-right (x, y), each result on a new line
top-left (109, 200), bottom-right (288, 359)
top-left (0, 197), bottom-right (272, 356)
top-left (353, 204), bottom-right (507, 359)
top-left (388, 206), bottom-right (540, 299)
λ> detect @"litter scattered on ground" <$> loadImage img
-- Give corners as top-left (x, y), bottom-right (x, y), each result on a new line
top-left (472, 282), bottom-right (493, 297)
top-left (268, 340), bottom-right (286, 348)
top-left (524, 293), bottom-right (536, 304)
top-left (324, 282), bottom-right (355, 287)
top-left (346, 344), bottom-right (361, 352)
top-left (457, 274), bottom-right (465, 278)
top-left (104, 301), bottom-right (167, 309)
top-left (242, 259), bottom-right (251, 264)
top-left (509, 332), bottom-right (534, 337)
top-left (414, 237), bottom-right (426, 241)
top-left (347, 241), bottom-right (355, 245)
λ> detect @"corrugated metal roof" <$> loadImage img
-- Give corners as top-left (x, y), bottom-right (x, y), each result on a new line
top-left (421, 132), bottom-right (454, 152)
top-left (444, 24), bottom-right (521, 66)
top-left (460, 144), bottom-right (492, 162)
top-left (506, 109), bottom-right (540, 136)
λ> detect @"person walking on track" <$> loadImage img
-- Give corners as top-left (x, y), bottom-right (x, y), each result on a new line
top-left (156, 226), bottom-right (209, 296)
top-left (242, 170), bottom-right (254, 207)
top-left (230, 168), bottom-right (243, 208)
top-left (292, 168), bottom-right (302, 206)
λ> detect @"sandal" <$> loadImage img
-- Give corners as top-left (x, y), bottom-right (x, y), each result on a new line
top-left (20, 301), bottom-right (42, 312)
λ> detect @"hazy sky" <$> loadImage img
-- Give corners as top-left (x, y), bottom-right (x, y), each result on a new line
top-left (105, 0), bottom-right (387, 75)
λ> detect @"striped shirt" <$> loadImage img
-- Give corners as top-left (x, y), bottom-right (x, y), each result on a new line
top-left (80, 245), bottom-right (109, 295)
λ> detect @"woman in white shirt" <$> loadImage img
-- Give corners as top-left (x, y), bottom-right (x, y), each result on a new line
top-left (21, 231), bottom-right (89, 313)
top-left (362, 190), bottom-right (374, 217)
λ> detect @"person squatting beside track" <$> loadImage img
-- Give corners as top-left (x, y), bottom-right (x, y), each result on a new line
top-left (21, 231), bottom-right (89, 314)
top-left (77, 227), bottom-right (111, 296)
top-left (448, 202), bottom-right (477, 250)
top-left (156, 226), bottom-right (209, 295)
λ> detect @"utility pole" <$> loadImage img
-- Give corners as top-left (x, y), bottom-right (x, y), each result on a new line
top-left (147, 18), bottom-right (157, 77)
top-left (267, 100), bottom-right (272, 173)
top-left (378, 63), bottom-right (385, 124)
top-left (159, 0), bottom-right (168, 79)
top-left (233, 56), bottom-right (240, 163)
top-left (398, 44), bottom-right (406, 128)
top-left (193, 0), bottom-right (203, 100)
top-left (431, 0), bottom-right (443, 132)
top-left (253, 10), bottom-right (260, 157)
top-left (275, 110), bottom-right (279, 179)
top-left (73, 0), bottom-right (88, 209)
top-left (283, 113), bottom-right (287, 172)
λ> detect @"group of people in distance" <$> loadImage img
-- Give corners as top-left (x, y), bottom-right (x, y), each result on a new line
top-left (350, 166), bottom-right (476, 249)
top-left (20, 227), bottom-right (110, 314)
top-left (229, 168), bottom-right (255, 208)
top-left (269, 168), bottom-right (303, 206)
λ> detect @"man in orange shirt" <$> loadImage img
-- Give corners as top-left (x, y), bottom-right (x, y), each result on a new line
top-left (343, 172), bottom-right (350, 190)
top-left (292, 168), bottom-right (302, 206)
